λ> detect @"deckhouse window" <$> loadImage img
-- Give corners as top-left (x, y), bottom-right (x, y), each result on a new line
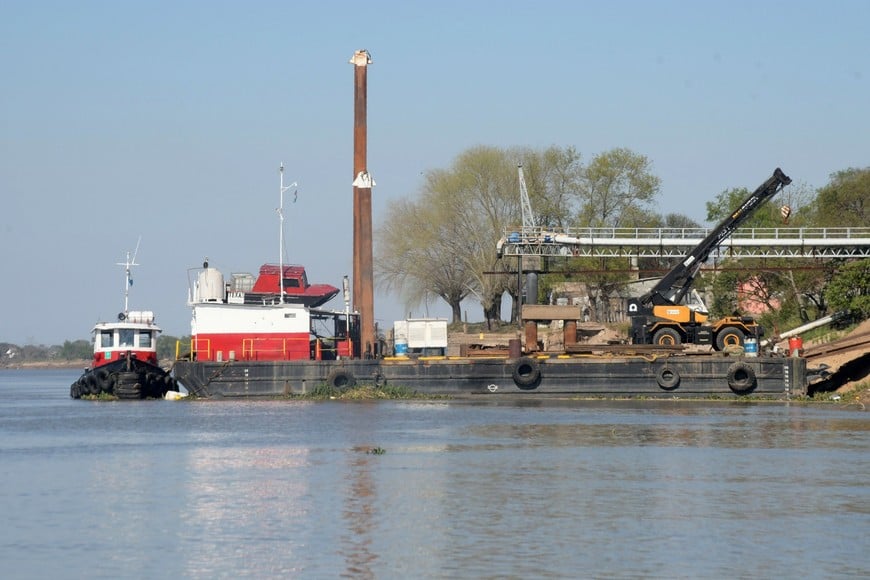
top-left (119, 329), bottom-right (134, 347)
top-left (101, 331), bottom-right (114, 348)
top-left (283, 278), bottom-right (301, 288)
top-left (139, 330), bottom-right (152, 348)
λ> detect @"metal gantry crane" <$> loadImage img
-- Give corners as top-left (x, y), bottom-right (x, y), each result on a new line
top-left (518, 165), bottom-right (536, 230)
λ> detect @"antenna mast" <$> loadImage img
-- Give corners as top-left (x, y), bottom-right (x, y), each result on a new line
top-left (117, 237), bottom-right (141, 316)
top-left (278, 163), bottom-right (298, 304)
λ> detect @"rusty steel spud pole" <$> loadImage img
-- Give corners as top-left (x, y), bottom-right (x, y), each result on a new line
top-left (349, 49), bottom-right (375, 358)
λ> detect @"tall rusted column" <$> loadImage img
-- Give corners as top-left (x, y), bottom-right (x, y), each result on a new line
top-left (350, 49), bottom-right (375, 358)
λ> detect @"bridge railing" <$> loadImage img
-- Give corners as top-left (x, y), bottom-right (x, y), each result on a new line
top-left (497, 226), bottom-right (870, 258)
top-left (502, 226), bottom-right (870, 241)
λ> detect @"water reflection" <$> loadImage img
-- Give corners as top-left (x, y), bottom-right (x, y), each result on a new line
top-left (2, 373), bottom-right (868, 579)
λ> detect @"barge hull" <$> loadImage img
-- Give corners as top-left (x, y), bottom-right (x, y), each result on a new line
top-left (173, 355), bottom-right (807, 398)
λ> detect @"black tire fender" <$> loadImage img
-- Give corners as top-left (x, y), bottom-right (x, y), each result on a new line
top-left (727, 362), bottom-right (757, 394)
top-left (326, 368), bottom-right (356, 390)
top-left (86, 373), bottom-right (100, 395)
top-left (656, 366), bottom-right (680, 390)
top-left (512, 357), bottom-right (542, 389)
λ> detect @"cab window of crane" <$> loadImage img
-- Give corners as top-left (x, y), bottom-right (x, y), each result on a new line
top-left (101, 330), bottom-right (114, 349)
top-left (120, 329), bottom-right (135, 348)
top-left (139, 330), bottom-right (152, 348)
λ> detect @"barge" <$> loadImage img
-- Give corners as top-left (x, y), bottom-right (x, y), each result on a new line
top-left (173, 350), bottom-right (806, 398)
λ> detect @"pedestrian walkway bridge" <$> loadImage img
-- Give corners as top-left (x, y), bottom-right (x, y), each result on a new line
top-left (497, 227), bottom-right (870, 259)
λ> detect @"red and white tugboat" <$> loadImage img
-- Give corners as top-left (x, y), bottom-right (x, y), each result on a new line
top-left (70, 246), bottom-right (176, 399)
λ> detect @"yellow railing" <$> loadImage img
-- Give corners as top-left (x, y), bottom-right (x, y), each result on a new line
top-left (176, 336), bottom-right (353, 361)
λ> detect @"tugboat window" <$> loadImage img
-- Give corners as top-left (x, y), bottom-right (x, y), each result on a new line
top-left (139, 331), bottom-right (152, 348)
top-left (120, 329), bottom-right (135, 347)
top-left (101, 330), bottom-right (114, 348)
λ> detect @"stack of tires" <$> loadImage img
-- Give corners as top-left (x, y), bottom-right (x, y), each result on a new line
top-left (114, 371), bottom-right (143, 400)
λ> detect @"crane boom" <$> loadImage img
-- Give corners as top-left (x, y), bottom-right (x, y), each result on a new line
top-left (518, 165), bottom-right (537, 230)
top-left (641, 168), bottom-right (791, 308)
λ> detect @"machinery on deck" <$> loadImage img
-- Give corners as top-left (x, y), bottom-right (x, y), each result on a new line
top-left (628, 168), bottom-right (792, 349)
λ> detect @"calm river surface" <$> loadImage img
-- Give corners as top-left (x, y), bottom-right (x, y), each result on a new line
top-left (1, 368), bottom-right (868, 579)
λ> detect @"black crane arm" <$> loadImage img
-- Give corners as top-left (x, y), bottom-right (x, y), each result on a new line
top-left (642, 168), bottom-right (792, 308)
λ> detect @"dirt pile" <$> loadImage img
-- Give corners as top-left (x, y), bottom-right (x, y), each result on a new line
top-left (802, 318), bottom-right (870, 404)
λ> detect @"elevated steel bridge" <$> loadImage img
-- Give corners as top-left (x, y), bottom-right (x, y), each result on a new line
top-left (497, 226), bottom-right (870, 259)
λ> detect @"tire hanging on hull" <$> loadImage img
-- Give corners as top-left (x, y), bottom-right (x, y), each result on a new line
top-left (656, 366), bottom-right (681, 390)
top-left (511, 357), bottom-right (542, 390)
top-left (727, 362), bottom-right (757, 394)
top-left (326, 369), bottom-right (356, 391)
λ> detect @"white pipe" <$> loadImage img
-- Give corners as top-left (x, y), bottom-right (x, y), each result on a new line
top-left (761, 313), bottom-right (842, 347)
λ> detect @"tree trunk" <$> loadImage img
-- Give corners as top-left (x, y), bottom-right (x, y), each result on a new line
top-left (450, 301), bottom-right (462, 324)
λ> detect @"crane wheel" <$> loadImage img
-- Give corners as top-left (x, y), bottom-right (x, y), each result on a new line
top-left (652, 328), bottom-right (682, 346)
top-left (716, 327), bottom-right (745, 351)
top-left (727, 362), bottom-right (757, 394)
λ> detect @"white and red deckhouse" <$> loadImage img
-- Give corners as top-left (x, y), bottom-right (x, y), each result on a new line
top-left (92, 311), bottom-right (161, 368)
top-left (188, 265), bottom-right (355, 362)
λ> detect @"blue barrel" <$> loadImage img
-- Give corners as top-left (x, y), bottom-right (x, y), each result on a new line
top-left (394, 338), bottom-right (408, 356)
top-left (744, 337), bottom-right (758, 357)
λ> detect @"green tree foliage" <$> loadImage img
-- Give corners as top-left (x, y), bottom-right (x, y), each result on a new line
top-left (376, 193), bottom-right (473, 323)
top-left (59, 339), bottom-right (92, 360)
top-left (556, 148), bottom-right (661, 320)
top-left (157, 335), bottom-right (184, 360)
top-left (577, 148), bottom-right (661, 228)
top-left (376, 145), bottom-right (587, 326)
top-left (825, 259), bottom-right (870, 318)
top-left (704, 177), bottom-right (833, 329)
top-left (807, 167), bottom-right (869, 227)
top-left (518, 146), bottom-right (583, 228)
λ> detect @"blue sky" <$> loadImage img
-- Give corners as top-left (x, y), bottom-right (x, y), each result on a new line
top-left (2, 0), bottom-right (868, 345)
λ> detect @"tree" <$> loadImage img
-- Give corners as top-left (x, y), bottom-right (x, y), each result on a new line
top-left (157, 335), bottom-right (184, 361)
top-left (376, 145), bottom-right (587, 327)
top-left (577, 148), bottom-right (661, 228)
top-left (807, 167), bottom-right (869, 227)
top-left (517, 145), bottom-right (583, 229)
top-left (826, 259), bottom-right (870, 319)
top-left (563, 148), bottom-right (661, 321)
top-left (59, 339), bottom-right (92, 361)
top-left (376, 193), bottom-right (473, 323)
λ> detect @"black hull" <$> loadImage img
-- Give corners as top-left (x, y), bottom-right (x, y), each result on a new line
top-left (70, 358), bottom-right (176, 400)
top-left (173, 354), bottom-right (807, 399)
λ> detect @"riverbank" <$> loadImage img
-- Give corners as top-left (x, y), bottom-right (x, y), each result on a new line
top-left (2, 360), bottom-right (89, 370)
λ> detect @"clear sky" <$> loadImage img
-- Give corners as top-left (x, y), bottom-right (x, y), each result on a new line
top-left (2, 0), bottom-right (868, 345)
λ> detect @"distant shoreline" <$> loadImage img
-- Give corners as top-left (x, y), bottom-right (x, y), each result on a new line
top-left (2, 361), bottom-right (89, 370)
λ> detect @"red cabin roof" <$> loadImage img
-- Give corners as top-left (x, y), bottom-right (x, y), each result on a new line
top-left (250, 264), bottom-right (339, 307)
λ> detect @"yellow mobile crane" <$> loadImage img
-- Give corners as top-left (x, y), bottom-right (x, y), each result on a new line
top-left (627, 168), bottom-right (792, 350)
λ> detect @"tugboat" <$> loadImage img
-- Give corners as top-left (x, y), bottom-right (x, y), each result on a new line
top-left (70, 245), bottom-right (176, 399)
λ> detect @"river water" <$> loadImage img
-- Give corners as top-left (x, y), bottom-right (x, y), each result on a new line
top-left (1, 368), bottom-right (867, 579)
